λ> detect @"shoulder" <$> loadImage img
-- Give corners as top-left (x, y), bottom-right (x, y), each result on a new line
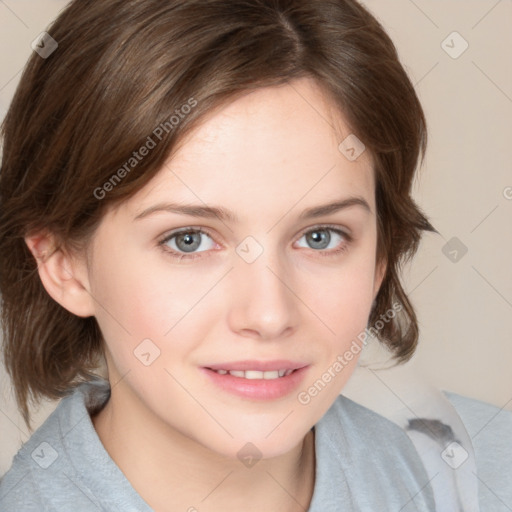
top-left (443, 390), bottom-right (512, 437)
top-left (0, 379), bottom-right (111, 510)
top-left (0, 394), bottom-right (73, 510)
top-left (0, 467), bottom-right (43, 511)
top-left (315, 393), bottom-right (436, 511)
top-left (444, 390), bottom-right (512, 511)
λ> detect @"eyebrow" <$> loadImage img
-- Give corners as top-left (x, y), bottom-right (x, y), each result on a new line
top-left (133, 196), bottom-right (371, 223)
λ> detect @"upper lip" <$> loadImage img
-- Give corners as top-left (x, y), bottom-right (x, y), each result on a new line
top-left (205, 360), bottom-right (308, 371)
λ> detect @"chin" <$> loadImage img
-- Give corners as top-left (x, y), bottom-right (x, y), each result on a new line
top-left (207, 424), bottom-right (310, 463)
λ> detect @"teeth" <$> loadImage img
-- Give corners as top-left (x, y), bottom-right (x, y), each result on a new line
top-left (213, 369), bottom-right (294, 379)
top-left (245, 370), bottom-right (266, 379)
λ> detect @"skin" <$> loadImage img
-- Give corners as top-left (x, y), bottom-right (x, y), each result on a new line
top-left (27, 76), bottom-right (386, 511)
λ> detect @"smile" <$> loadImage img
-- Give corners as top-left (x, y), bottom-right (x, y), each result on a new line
top-left (201, 361), bottom-right (309, 400)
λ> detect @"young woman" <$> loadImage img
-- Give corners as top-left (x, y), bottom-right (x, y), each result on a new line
top-left (0, 0), bottom-right (510, 510)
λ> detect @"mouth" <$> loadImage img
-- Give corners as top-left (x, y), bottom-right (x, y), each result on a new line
top-left (201, 360), bottom-right (309, 400)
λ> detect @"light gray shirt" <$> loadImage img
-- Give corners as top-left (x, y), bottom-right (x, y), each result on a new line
top-left (0, 377), bottom-right (510, 511)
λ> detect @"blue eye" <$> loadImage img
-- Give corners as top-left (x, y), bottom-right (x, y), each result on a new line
top-left (158, 225), bottom-right (352, 261)
top-left (297, 227), bottom-right (348, 252)
top-left (159, 228), bottom-right (216, 260)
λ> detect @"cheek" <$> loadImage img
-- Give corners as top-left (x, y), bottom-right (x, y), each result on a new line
top-left (89, 247), bottom-right (221, 367)
top-left (292, 255), bottom-right (377, 411)
top-left (300, 250), bottom-right (378, 344)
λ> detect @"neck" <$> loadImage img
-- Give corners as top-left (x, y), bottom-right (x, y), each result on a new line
top-left (92, 380), bottom-right (316, 512)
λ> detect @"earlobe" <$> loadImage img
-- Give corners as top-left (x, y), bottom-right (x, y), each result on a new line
top-left (25, 232), bottom-right (95, 318)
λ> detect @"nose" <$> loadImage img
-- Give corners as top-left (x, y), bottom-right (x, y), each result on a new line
top-left (227, 250), bottom-right (300, 341)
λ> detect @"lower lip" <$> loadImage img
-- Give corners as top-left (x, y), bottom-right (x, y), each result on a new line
top-left (201, 366), bottom-right (309, 400)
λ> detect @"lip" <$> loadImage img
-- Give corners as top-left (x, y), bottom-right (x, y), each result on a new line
top-left (201, 361), bottom-right (310, 400)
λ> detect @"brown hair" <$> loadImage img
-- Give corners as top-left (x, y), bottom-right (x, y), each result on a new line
top-left (0, 0), bottom-right (436, 427)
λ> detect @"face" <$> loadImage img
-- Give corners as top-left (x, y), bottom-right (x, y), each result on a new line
top-left (84, 76), bottom-right (384, 459)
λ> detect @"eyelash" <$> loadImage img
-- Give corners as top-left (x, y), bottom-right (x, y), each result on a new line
top-left (157, 224), bottom-right (353, 261)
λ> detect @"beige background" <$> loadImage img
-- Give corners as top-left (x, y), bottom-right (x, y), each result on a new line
top-left (0, 0), bottom-right (511, 475)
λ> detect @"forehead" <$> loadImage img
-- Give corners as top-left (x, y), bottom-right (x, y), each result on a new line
top-left (125, 77), bottom-right (375, 221)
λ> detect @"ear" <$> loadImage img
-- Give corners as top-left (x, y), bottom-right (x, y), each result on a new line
top-left (372, 257), bottom-right (387, 301)
top-left (25, 232), bottom-right (95, 318)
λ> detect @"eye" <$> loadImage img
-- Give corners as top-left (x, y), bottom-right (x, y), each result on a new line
top-left (295, 226), bottom-right (351, 256)
top-left (158, 225), bottom-right (352, 261)
top-left (159, 228), bottom-right (217, 260)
